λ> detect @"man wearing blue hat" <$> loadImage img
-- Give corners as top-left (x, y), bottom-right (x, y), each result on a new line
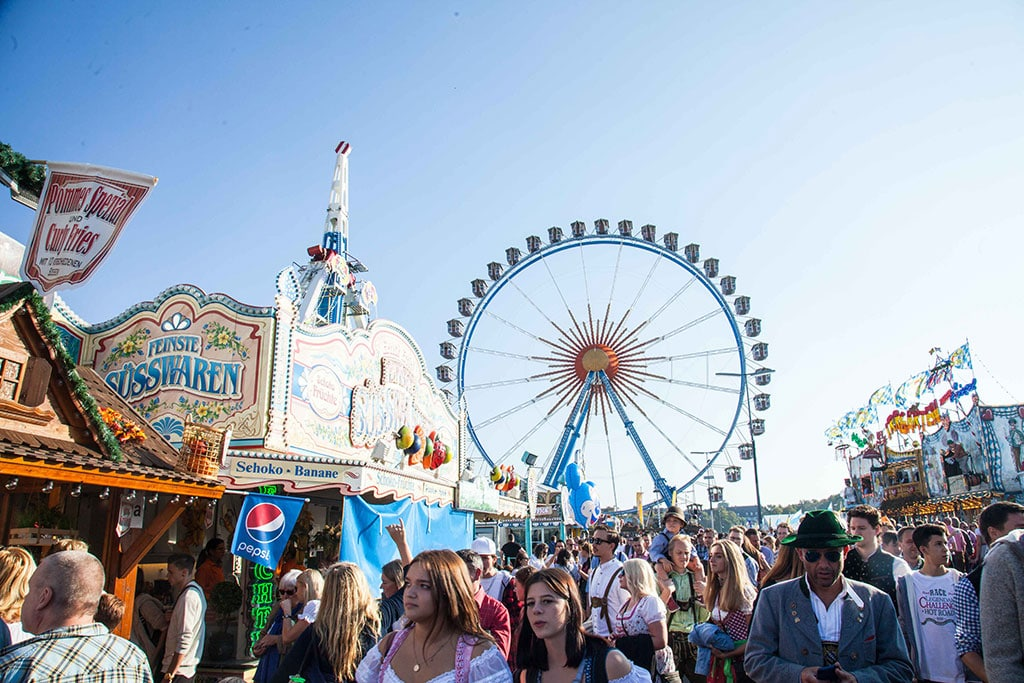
top-left (745, 510), bottom-right (913, 683)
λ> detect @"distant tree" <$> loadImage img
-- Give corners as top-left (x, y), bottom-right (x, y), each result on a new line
top-left (710, 504), bottom-right (745, 534)
top-left (0, 142), bottom-right (45, 199)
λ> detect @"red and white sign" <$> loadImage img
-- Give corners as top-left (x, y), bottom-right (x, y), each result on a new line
top-left (21, 162), bottom-right (157, 294)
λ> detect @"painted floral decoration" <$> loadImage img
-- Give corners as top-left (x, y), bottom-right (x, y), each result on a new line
top-left (99, 407), bottom-right (147, 445)
top-left (202, 322), bottom-right (248, 359)
top-left (174, 396), bottom-right (243, 424)
top-left (101, 327), bottom-right (151, 371)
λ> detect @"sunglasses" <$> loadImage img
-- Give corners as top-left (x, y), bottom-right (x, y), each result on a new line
top-left (591, 537), bottom-right (612, 545)
top-left (804, 550), bottom-right (842, 563)
top-left (279, 588), bottom-right (296, 596)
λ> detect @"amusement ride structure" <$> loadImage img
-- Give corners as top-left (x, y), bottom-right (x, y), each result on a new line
top-left (437, 220), bottom-right (772, 511)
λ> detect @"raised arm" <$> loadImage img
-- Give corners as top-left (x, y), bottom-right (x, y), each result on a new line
top-left (386, 518), bottom-right (413, 566)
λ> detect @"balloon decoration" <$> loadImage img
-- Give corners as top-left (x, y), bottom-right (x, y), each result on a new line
top-left (563, 462), bottom-right (601, 528)
top-left (489, 464), bottom-right (520, 492)
top-left (394, 425), bottom-right (452, 470)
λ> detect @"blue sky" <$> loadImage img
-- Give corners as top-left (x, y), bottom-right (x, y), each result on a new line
top-left (3, 2), bottom-right (1024, 510)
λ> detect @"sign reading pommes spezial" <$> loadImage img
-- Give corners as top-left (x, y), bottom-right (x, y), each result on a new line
top-left (21, 162), bottom-right (157, 294)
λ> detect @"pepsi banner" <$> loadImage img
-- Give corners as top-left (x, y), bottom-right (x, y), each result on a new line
top-left (231, 493), bottom-right (307, 569)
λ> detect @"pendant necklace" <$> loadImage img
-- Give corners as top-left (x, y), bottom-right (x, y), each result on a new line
top-left (411, 630), bottom-right (449, 674)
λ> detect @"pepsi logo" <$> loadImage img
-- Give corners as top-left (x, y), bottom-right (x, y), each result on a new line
top-left (245, 502), bottom-right (286, 543)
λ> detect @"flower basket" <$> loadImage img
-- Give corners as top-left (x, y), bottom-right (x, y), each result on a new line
top-left (176, 420), bottom-right (230, 479)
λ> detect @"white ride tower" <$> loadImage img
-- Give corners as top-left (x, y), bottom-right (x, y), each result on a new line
top-left (294, 141), bottom-right (377, 329)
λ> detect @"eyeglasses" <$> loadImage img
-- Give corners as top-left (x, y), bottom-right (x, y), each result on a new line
top-left (591, 537), bottom-right (612, 545)
top-left (279, 588), bottom-right (296, 596)
top-left (804, 549), bottom-right (842, 564)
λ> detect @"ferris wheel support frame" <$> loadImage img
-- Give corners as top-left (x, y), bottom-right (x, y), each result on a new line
top-left (456, 232), bottom-right (750, 501)
top-left (544, 371), bottom-right (597, 489)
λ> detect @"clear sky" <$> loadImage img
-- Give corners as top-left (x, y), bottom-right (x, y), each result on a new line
top-left (3, 1), bottom-right (1024, 511)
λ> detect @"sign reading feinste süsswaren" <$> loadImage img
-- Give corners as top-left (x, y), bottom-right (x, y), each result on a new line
top-left (20, 162), bottom-right (157, 294)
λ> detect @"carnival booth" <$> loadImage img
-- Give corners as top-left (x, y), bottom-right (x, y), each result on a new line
top-left (829, 345), bottom-right (1024, 520)
top-left (0, 283), bottom-right (225, 640)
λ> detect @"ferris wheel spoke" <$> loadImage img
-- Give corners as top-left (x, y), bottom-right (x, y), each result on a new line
top-left (646, 347), bottom-right (736, 366)
top-left (474, 394), bottom-right (556, 430)
top-left (634, 309), bottom-right (723, 351)
top-left (626, 251), bottom-right (663, 313)
top-left (492, 412), bottom-right (562, 468)
top-left (506, 278), bottom-right (584, 349)
top-left (651, 396), bottom-right (728, 437)
top-left (631, 278), bottom-right (698, 335)
top-left (634, 405), bottom-right (702, 471)
top-left (645, 376), bottom-right (741, 394)
top-left (464, 375), bottom-right (547, 391)
top-left (613, 374), bottom-right (661, 403)
top-left (599, 398), bottom-right (621, 510)
top-left (467, 346), bottom-right (549, 363)
top-left (605, 241), bottom-right (625, 319)
top-left (483, 309), bottom-right (546, 344)
top-left (540, 253), bottom-right (579, 329)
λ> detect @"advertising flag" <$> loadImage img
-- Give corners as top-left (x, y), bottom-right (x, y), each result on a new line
top-left (231, 493), bottom-right (306, 569)
top-left (20, 162), bottom-right (157, 294)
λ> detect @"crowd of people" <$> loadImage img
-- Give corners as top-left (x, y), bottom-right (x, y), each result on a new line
top-left (1, 500), bottom-right (1023, 682)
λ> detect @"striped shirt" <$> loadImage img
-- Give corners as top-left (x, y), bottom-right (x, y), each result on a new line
top-left (0, 622), bottom-right (153, 683)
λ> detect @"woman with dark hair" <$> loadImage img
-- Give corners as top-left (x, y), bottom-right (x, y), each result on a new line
top-left (195, 538), bottom-right (226, 599)
top-left (356, 549), bottom-right (511, 682)
top-left (517, 568), bottom-right (651, 683)
top-left (378, 560), bottom-right (406, 635)
top-left (757, 539), bottom-right (804, 591)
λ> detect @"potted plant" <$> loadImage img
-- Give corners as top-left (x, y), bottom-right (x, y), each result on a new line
top-left (207, 580), bottom-right (243, 661)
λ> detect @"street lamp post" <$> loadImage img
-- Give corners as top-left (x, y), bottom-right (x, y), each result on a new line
top-left (716, 368), bottom-right (774, 529)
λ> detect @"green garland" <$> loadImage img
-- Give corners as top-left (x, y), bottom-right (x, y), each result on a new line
top-left (0, 142), bottom-right (45, 199)
top-left (0, 284), bottom-right (123, 461)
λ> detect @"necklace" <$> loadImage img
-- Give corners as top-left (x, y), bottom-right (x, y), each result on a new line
top-left (411, 629), bottom-right (452, 673)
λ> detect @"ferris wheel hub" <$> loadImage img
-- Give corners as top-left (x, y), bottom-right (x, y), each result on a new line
top-left (577, 345), bottom-right (619, 380)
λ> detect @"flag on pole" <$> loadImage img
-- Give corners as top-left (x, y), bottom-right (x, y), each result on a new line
top-left (636, 491), bottom-right (644, 527)
top-left (231, 493), bottom-right (307, 569)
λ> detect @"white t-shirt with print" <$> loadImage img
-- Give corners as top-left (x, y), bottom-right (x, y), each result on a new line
top-left (906, 570), bottom-right (965, 683)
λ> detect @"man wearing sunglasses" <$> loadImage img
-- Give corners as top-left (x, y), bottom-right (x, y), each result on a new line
top-left (745, 510), bottom-right (913, 683)
top-left (584, 525), bottom-right (629, 645)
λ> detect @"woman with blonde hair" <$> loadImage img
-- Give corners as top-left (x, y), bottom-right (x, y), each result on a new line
top-left (356, 549), bottom-right (510, 682)
top-left (0, 546), bottom-right (36, 645)
top-left (275, 568), bottom-right (323, 647)
top-left (702, 540), bottom-right (755, 683)
top-left (615, 558), bottom-right (679, 682)
top-left (272, 563), bottom-right (380, 683)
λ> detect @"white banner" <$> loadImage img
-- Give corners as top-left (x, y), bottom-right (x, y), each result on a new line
top-left (116, 499), bottom-right (146, 537)
top-left (21, 162), bottom-right (157, 294)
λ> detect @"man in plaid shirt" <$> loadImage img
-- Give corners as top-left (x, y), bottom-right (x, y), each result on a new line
top-left (0, 550), bottom-right (152, 682)
top-left (953, 502), bottom-right (1024, 682)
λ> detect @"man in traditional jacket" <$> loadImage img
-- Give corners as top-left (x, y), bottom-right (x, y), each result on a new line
top-left (745, 510), bottom-right (913, 683)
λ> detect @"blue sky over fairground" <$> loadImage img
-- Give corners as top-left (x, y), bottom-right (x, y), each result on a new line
top-left (2, 2), bottom-right (1023, 510)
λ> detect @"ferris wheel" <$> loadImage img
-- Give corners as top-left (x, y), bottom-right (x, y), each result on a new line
top-left (437, 219), bottom-right (771, 508)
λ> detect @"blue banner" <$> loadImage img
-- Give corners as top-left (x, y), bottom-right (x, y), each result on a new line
top-left (340, 496), bottom-right (472, 597)
top-left (231, 493), bottom-right (307, 569)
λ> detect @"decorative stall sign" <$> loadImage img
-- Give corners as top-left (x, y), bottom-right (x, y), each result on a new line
top-left (222, 454), bottom-right (456, 506)
top-left (21, 162), bottom-right (157, 293)
top-left (278, 320), bottom-right (458, 479)
top-left (62, 286), bottom-right (274, 444)
top-left (456, 478), bottom-right (501, 514)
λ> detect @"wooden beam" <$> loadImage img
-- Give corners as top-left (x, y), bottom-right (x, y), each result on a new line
top-left (101, 490), bottom-right (135, 639)
top-left (118, 498), bottom-right (187, 579)
top-left (0, 458), bottom-right (224, 498)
